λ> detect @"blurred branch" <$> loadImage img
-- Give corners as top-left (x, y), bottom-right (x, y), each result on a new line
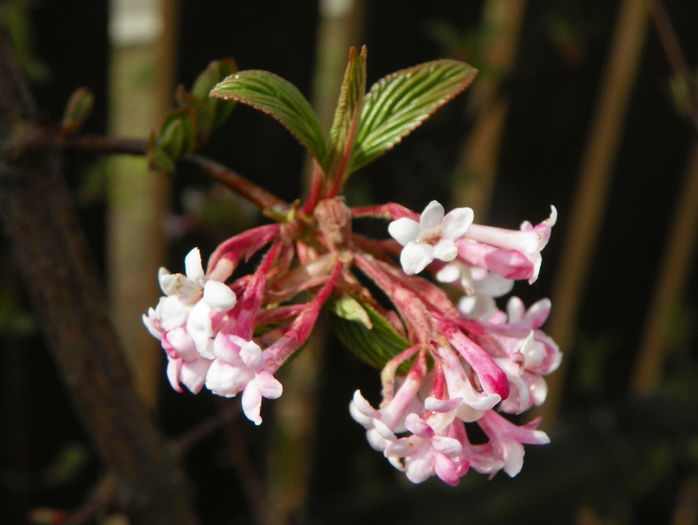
top-left (0, 29), bottom-right (200, 525)
top-left (106, 0), bottom-right (179, 407)
top-left (452, 0), bottom-right (527, 220)
top-left (171, 401), bottom-right (240, 455)
top-left (64, 135), bottom-right (288, 211)
top-left (538, 0), bottom-right (650, 425)
top-left (649, 0), bottom-right (698, 130)
top-left (630, 140), bottom-right (698, 394)
top-left (64, 477), bottom-right (115, 525)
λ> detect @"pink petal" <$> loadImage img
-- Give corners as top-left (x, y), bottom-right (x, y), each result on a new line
top-left (405, 413), bottom-right (433, 438)
top-left (166, 358), bottom-right (184, 393)
top-left (254, 371), bottom-right (283, 399)
top-left (432, 436), bottom-right (463, 456)
top-left (434, 453), bottom-right (464, 485)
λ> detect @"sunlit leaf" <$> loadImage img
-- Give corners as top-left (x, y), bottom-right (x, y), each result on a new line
top-left (350, 59), bottom-right (477, 172)
top-left (327, 46), bottom-right (367, 182)
top-left (211, 70), bottom-right (328, 168)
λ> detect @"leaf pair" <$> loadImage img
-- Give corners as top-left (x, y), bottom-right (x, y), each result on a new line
top-left (210, 47), bottom-right (477, 188)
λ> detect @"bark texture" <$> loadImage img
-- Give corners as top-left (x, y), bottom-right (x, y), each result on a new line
top-left (0, 30), bottom-right (200, 525)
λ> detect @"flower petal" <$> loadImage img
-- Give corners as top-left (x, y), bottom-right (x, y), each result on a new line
top-left (241, 381), bottom-right (263, 425)
top-left (255, 370), bottom-right (283, 399)
top-left (432, 239), bottom-right (458, 262)
top-left (419, 200), bottom-right (444, 230)
top-left (203, 280), bottom-right (237, 312)
top-left (184, 247), bottom-right (205, 283)
top-left (400, 242), bottom-right (434, 275)
top-left (388, 217), bottom-right (420, 246)
top-left (441, 207), bottom-right (473, 240)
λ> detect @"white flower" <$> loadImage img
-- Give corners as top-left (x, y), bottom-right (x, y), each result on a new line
top-left (388, 200), bottom-right (474, 275)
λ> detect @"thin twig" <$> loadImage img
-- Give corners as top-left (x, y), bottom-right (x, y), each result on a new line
top-left (64, 477), bottom-right (116, 525)
top-left (186, 154), bottom-right (288, 213)
top-left (64, 135), bottom-right (289, 211)
top-left (649, 0), bottom-right (698, 130)
top-left (171, 401), bottom-right (241, 456)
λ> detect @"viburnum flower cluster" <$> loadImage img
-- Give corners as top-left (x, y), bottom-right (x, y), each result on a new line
top-left (144, 196), bottom-right (559, 484)
top-left (141, 50), bottom-right (560, 486)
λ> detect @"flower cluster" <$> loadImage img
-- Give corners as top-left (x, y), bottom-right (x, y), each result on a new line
top-left (144, 197), bottom-right (559, 484)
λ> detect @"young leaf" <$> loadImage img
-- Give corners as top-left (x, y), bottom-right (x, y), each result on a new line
top-left (327, 46), bottom-right (367, 182)
top-left (210, 70), bottom-right (328, 168)
top-left (329, 295), bottom-right (412, 374)
top-left (61, 88), bottom-right (94, 136)
top-left (349, 59), bottom-right (477, 173)
top-left (190, 58), bottom-right (238, 131)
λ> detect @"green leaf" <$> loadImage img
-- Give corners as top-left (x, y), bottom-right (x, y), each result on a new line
top-left (158, 108), bottom-right (196, 159)
top-left (329, 295), bottom-right (412, 374)
top-left (349, 59), bottom-right (477, 172)
top-left (210, 70), bottom-right (328, 168)
top-left (327, 46), bottom-right (367, 182)
top-left (190, 58), bottom-right (238, 131)
top-left (147, 138), bottom-right (176, 173)
top-left (61, 88), bottom-right (94, 136)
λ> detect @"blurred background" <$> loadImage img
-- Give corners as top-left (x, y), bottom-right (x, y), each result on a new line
top-left (1, 0), bottom-right (697, 524)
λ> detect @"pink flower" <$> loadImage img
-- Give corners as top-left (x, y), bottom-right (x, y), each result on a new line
top-left (388, 200), bottom-right (474, 275)
top-left (206, 334), bottom-right (282, 425)
top-left (384, 413), bottom-right (469, 485)
top-left (476, 411), bottom-right (550, 477)
top-left (464, 206), bottom-right (557, 283)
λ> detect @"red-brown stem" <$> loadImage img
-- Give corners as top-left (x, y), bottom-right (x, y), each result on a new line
top-left (64, 135), bottom-right (289, 212)
top-left (351, 203), bottom-right (419, 221)
top-left (301, 160), bottom-right (325, 215)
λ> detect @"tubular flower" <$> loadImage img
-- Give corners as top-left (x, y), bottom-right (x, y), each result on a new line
top-left (144, 196), bottom-right (559, 483)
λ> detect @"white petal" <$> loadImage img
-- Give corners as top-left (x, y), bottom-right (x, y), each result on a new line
top-left (441, 207), bottom-right (473, 240)
top-left (205, 359), bottom-right (249, 397)
top-left (184, 247), bottom-right (205, 283)
top-left (241, 381), bottom-right (263, 425)
top-left (388, 217), bottom-right (420, 246)
top-left (186, 300), bottom-right (213, 355)
top-left (432, 436), bottom-right (463, 456)
top-left (158, 267), bottom-right (174, 295)
top-left (432, 239), bottom-right (458, 262)
top-left (435, 263), bottom-right (461, 283)
top-left (405, 453), bottom-right (434, 484)
top-left (419, 201), bottom-right (444, 230)
top-left (476, 273), bottom-right (514, 298)
top-left (203, 280), bottom-right (237, 312)
top-left (158, 296), bottom-right (190, 331)
top-left (239, 340), bottom-right (263, 370)
top-left (400, 242), bottom-right (434, 275)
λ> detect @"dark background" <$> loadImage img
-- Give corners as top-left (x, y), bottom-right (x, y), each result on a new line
top-left (2, 1), bottom-right (697, 524)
